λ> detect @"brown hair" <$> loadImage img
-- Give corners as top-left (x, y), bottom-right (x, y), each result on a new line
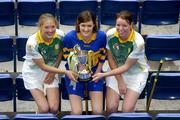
top-left (75, 10), bottom-right (98, 32)
top-left (116, 11), bottom-right (133, 25)
top-left (38, 13), bottom-right (59, 29)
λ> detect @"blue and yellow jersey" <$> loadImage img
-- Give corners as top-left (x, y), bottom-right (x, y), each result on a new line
top-left (63, 30), bottom-right (107, 72)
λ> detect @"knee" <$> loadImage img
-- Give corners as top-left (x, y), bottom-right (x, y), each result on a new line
top-left (71, 109), bottom-right (82, 115)
top-left (38, 105), bottom-right (49, 113)
top-left (106, 107), bottom-right (118, 114)
top-left (122, 106), bottom-right (135, 112)
top-left (106, 104), bottom-right (118, 114)
top-left (92, 108), bottom-right (103, 115)
top-left (49, 104), bottom-right (59, 113)
top-left (92, 110), bottom-right (103, 115)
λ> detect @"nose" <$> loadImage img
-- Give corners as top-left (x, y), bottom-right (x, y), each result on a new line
top-left (48, 28), bottom-right (54, 33)
top-left (118, 26), bottom-right (123, 31)
top-left (84, 26), bottom-right (89, 32)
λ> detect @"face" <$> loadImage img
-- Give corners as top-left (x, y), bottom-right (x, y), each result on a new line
top-left (79, 21), bottom-right (94, 39)
top-left (40, 19), bottom-right (57, 41)
top-left (115, 17), bottom-right (131, 39)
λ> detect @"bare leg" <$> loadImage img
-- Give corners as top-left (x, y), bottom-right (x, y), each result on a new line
top-left (90, 91), bottom-right (103, 115)
top-left (106, 86), bottom-right (120, 114)
top-left (46, 87), bottom-right (59, 114)
top-left (122, 88), bottom-right (139, 112)
top-left (69, 94), bottom-right (83, 115)
top-left (30, 89), bottom-right (49, 113)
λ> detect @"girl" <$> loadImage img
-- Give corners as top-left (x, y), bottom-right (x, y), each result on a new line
top-left (93, 11), bottom-right (149, 113)
top-left (63, 10), bottom-right (107, 115)
top-left (22, 13), bottom-right (76, 114)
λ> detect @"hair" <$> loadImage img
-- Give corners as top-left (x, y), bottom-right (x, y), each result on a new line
top-left (75, 10), bottom-right (98, 32)
top-left (38, 13), bottom-right (59, 29)
top-left (116, 10), bottom-right (133, 25)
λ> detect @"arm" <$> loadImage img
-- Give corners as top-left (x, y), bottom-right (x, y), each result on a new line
top-left (43, 52), bottom-right (63, 84)
top-left (95, 62), bottom-right (103, 74)
top-left (107, 50), bottom-right (127, 95)
top-left (93, 57), bottom-right (137, 81)
top-left (33, 57), bottom-right (78, 82)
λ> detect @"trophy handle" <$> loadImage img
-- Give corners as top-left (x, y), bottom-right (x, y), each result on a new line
top-left (88, 50), bottom-right (93, 74)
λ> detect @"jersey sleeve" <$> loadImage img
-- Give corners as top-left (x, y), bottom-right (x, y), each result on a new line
top-left (24, 37), bottom-right (42, 60)
top-left (128, 32), bottom-right (145, 59)
top-left (99, 31), bottom-right (107, 63)
top-left (62, 33), bottom-right (73, 60)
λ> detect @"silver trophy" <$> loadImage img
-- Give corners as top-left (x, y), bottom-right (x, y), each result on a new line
top-left (74, 45), bottom-right (92, 81)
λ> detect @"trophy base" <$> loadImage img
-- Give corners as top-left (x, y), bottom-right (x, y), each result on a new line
top-left (78, 72), bottom-right (91, 82)
top-left (78, 77), bottom-right (92, 82)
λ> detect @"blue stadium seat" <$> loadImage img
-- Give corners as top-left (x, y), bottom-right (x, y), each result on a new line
top-left (61, 115), bottom-right (106, 120)
top-left (145, 35), bottom-right (180, 61)
top-left (108, 112), bottom-right (152, 120)
top-left (0, 36), bottom-right (15, 72)
top-left (0, 74), bottom-right (14, 101)
top-left (139, 0), bottom-right (179, 33)
top-left (0, 74), bottom-right (14, 112)
top-left (16, 36), bottom-right (28, 61)
top-left (145, 34), bottom-right (180, 111)
top-left (16, 74), bottom-right (34, 101)
top-left (14, 113), bottom-right (58, 120)
top-left (155, 113), bottom-right (180, 120)
top-left (100, 0), bottom-right (139, 27)
top-left (14, 74), bottom-right (33, 112)
top-left (147, 72), bottom-right (180, 100)
top-left (58, 0), bottom-right (98, 25)
top-left (0, 0), bottom-right (15, 26)
top-left (0, 115), bottom-right (10, 120)
top-left (17, 0), bottom-right (56, 26)
top-left (0, 36), bottom-right (14, 62)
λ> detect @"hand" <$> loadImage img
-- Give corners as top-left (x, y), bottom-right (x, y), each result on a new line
top-left (44, 73), bottom-right (55, 84)
top-left (92, 72), bottom-right (105, 82)
top-left (65, 70), bottom-right (78, 82)
top-left (118, 80), bottom-right (127, 96)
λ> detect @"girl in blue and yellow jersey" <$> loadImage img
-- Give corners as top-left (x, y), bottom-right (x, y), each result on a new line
top-left (63, 10), bottom-right (107, 115)
top-left (22, 13), bottom-right (76, 114)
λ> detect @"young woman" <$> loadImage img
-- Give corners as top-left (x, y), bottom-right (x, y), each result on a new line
top-left (22, 13), bottom-right (76, 114)
top-left (63, 10), bottom-right (107, 115)
top-left (93, 11), bottom-right (149, 113)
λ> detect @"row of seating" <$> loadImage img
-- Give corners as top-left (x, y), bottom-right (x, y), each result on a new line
top-left (0, 34), bottom-right (180, 112)
top-left (0, 35), bottom-right (27, 72)
top-left (2, 112), bottom-right (180, 120)
top-left (1, 70), bottom-right (180, 112)
top-left (0, 0), bottom-right (179, 36)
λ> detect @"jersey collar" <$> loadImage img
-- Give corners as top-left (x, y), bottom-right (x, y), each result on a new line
top-left (77, 32), bottom-right (96, 44)
top-left (36, 30), bottom-right (58, 45)
top-left (114, 29), bottom-right (135, 43)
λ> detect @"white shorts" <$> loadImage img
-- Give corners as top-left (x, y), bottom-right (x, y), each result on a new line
top-left (106, 72), bottom-right (148, 95)
top-left (22, 71), bottom-right (59, 95)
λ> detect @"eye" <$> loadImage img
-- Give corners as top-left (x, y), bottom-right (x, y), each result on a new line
top-left (87, 25), bottom-right (93, 27)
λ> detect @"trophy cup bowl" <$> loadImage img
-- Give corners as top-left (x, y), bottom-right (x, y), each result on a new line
top-left (77, 50), bottom-right (91, 82)
top-left (77, 50), bottom-right (88, 64)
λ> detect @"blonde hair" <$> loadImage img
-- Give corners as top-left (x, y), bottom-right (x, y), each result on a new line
top-left (38, 13), bottom-right (59, 29)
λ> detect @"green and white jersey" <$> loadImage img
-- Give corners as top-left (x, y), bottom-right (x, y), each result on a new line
top-left (107, 28), bottom-right (149, 75)
top-left (22, 29), bottom-right (64, 79)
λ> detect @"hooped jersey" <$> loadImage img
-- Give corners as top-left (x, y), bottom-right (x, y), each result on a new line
top-left (63, 30), bottom-right (107, 72)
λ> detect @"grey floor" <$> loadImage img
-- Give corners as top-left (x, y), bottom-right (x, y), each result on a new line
top-left (0, 23), bottom-right (180, 113)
